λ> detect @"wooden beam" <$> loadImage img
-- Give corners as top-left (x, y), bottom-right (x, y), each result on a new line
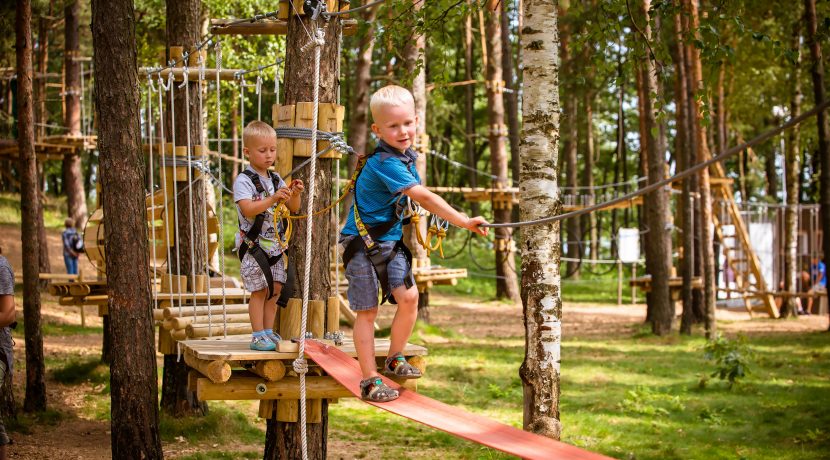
top-left (196, 374), bottom-right (353, 400)
top-left (183, 349), bottom-right (232, 384)
top-left (210, 18), bottom-right (358, 36)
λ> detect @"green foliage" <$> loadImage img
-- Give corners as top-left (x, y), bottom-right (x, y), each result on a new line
top-left (51, 358), bottom-right (110, 389)
top-left (703, 334), bottom-right (752, 388)
top-left (159, 406), bottom-right (264, 445)
top-left (619, 386), bottom-right (686, 416)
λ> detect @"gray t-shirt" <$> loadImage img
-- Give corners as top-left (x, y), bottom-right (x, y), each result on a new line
top-left (0, 256), bottom-right (14, 378)
top-left (233, 166), bottom-right (287, 257)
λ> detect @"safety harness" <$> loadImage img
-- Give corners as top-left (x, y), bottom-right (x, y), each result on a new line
top-left (237, 169), bottom-right (294, 305)
top-left (342, 144), bottom-right (416, 305)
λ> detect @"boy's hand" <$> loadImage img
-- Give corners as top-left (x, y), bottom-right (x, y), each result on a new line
top-left (289, 179), bottom-right (304, 195)
top-left (464, 216), bottom-right (489, 236)
top-left (273, 187), bottom-right (292, 203)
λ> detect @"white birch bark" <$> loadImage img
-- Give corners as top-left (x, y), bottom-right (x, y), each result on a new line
top-left (518, 0), bottom-right (562, 440)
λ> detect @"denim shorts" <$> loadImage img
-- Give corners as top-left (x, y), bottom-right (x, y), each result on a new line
top-left (340, 236), bottom-right (415, 311)
top-left (240, 251), bottom-right (287, 293)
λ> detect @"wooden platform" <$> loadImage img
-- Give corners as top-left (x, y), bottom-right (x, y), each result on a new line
top-left (413, 266), bottom-right (467, 290)
top-left (0, 135), bottom-right (96, 161)
top-left (180, 336), bottom-right (426, 362)
top-left (154, 288), bottom-right (249, 307)
top-left (630, 275), bottom-right (702, 300)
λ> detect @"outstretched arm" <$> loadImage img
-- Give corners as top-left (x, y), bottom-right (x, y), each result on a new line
top-left (402, 185), bottom-right (489, 236)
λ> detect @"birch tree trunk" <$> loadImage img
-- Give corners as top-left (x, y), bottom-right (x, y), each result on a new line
top-left (92, 0), bottom-right (164, 455)
top-left (518, 0), bottom-right (562, 439)
top-left (17, 0), bottom-right (47, 413)
top-left (783, 21), bottom-right (803, 318)
top-left (804, 0), bottom-right (830, 329)
top-left (685, 0), bottom-right (716, 338)
top-left (486, 0), bottom-right (521, 302)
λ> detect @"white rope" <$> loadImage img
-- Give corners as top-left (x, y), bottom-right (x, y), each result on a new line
top-left (197, 53), bottom-right (213, 333)
top-left (295, 26), bottom-right (326, 460)
top-left (216, 40), bottom-right (228, 336)
top-left (158, 74), bottom-right (175, 307)
top-left (147, 76), bottom-right (159, 312)
top-left (256, 74), bottom-right (263, 120)
top-left (180, 63), bottom-right (199, 312)
top-left (168, 71), bottom-right (184, 315)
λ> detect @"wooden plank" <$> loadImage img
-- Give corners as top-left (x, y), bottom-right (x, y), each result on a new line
top-left (209, 18), bottom-right (358, 36)
top-left (180, 336), bottom-right (427, 362)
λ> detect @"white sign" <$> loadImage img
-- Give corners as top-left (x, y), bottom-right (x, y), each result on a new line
top-left (617, 228), bottom-right (641, 263)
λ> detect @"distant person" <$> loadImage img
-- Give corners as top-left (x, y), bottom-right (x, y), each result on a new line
top-left (61, 218), bottom-right (81, 275)
top-left (0, 245), bottom-right (16, 459)
top-left (805, 257), bottom-right (827, 315)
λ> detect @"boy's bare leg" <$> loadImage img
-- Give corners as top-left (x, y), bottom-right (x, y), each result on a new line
top-left (354, 308), bottom-right (380, 379)
top-left (248, 289), bottom-right (267, 331)
top-left (388, 284), bottom-right (419, 357)
top-left (263, 283), bottom-right (282, 331)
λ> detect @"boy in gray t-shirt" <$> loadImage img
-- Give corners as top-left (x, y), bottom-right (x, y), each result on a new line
top-left (0, 247), bottom-right (16, 454)
top-left (234, 121), bottom-right (303, 351)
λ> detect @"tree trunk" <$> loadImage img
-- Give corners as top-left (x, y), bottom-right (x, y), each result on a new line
top-left (639, 0), bottom-right (673, 335)
top-left (783, 20), bottom-right (803, 318)
top-left (765, 146), bottom-right (779, 199)
top-left (17, 0), bottom-right (47, 414)
top-left (64, 0), bottom-right (89, 228)
top-left (583, 92), bottom-right (598, 265)
top-left (561, 18), bottom-right (580, 278)
top-left (92, 0), bottom-right (164, 455)
top-left (160, 0), bottom-right (208, 417)
top-left (36, 172), bottom-right (49, 290)
top-left (502, 0), bottom-right (521, 193)
top-left (805, 0), bottom-right (830, 328)
top-left (635, 63), bottom-right (653, 320)
top-left (685, 0), bottom-right (716, 338)
top-left (403, 0), bottom-right (431, 319)
top-left (263, 13), bottom-right (342, 458)
top-left (485, 0), bottom-right (520, 302)
top-left (349, 7), bottom-right (378, 159)
top-left (464, 2), bottom-right (479, 216)
top-left (518, 0), bottom-right (562, 440)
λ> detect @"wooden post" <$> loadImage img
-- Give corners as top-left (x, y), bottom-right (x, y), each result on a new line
top-left (326, 295), bottom-right (339, 333)
top-left (617, 260), bottom-right (623, 306)
top-left (631, 263), bottom-right (637, 304)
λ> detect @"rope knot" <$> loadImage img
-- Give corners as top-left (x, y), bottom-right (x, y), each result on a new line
top-left (293, 358), bottom-right (309, 374)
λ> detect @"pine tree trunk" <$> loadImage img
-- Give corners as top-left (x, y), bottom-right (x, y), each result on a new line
top-left (639, 0), bottom-right (673, 335)
top-left (502, 0), bottom-right (521, 192)
top-left (673, 9), bottom-right (696, 334)
top-left (263, 13), bottom-right (342, 458)
top-left (64, 0), bottom-right (89, 228)
top-left (17, 0), bottom-right (47, 414)
top-left (92, 0), bottom-right (164, 455)
top-left (805, 0), bottom-right (830, 328)
top-left (685, 0), bottom-right (716, 338)
top-left (464, 2), bottom-right (479, 216)
top-left (160, 0), bottom-right (208, 417)
top-left (561, 17), bottom-right (580, 278)
top-left (485, 1), bottom-right (520, 302)
top-left (635, 63), bottom-right (653, 321)
top-left (783, 20), bottom-right (803, 318)
top-left (583, 92), bottom-right (598, 265)
top-left (518, 0), bottom-right (562, 440)
top-left (403, 0), bottom-right (431, 319)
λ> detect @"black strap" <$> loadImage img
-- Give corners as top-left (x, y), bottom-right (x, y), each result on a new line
top-left (238, 169), bottom-right (288, 301)
top-left (342, 231), bottom-right (414, 305)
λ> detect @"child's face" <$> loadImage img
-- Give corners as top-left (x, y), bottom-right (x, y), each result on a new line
top-left (244, 134), bottom-right (277, 172)
top-left (371, 103), bottom-right (418, 152)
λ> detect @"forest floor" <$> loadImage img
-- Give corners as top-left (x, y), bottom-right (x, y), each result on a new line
top-left (2, 223), bottom-right (830, 459)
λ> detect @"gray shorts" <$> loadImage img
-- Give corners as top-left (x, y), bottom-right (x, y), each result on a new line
top-left (0, 361), bottom-right (8, 446)
top-left (240, 251), bottom-right (287, 293)
top-left (340, 236), bottom-right (415, 311)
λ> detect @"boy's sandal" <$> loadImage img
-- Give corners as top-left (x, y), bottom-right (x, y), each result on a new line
top-left (360, 377), bottom-right (399, 402)
top-left (382, 353), bottom-right (422, 380)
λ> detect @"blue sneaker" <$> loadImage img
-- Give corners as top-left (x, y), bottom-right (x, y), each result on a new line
top-left (266, 330), bottom-right (282, 344)
top-left (250, 335), bottom-right (276, 351)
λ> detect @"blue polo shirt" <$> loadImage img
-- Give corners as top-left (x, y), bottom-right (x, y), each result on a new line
top-left (341, 140), bottom-right (421, 242)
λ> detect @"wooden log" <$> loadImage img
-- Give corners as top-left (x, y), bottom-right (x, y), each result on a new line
top-left (152, 308), bottom-right (165, 321)
top-left (185, 322), bottom-right (253, 338)
top-left (171, 312), bottom-right (251, 330)
top-left (59, 296), bottom-right (78, 306)
top-left (326, 296), bottom-right (339, 334)
top-left (163, 303), bottom-right (249, 319)
top-left (279, 298), bottom-right (302, 340)
top-left (158, 325), bottom-right (174, 355)
top-left (248, 360), bottom-right (286, 382)
top-left (171, 329), bottom-right (188, 341)
top-left (258, 400), bottom-right (275, 419)
top-left (69, 283), bottom-right (91, 296)
top-left (160, 274), bottom-right (188, 293)
top-left (191, 274), bottom-right (208, 293)
top-left (276, 399), bottom-right (298, 423)
top-left (310, 299), bottom-right (325, 338)
top-left (40, 273), bottom-right (79, 281)
top-left (162, 319), bottom-right (175, 330)
top-left (183, 350), bottom-right (232, 384)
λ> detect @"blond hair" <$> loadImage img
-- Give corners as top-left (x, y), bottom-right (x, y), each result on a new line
top-left (64, 217), bottom-right (75, 228)
top-left (243, 120), bottom-right (276, 148)
top-left (370, 85), bottom-right (415, 120)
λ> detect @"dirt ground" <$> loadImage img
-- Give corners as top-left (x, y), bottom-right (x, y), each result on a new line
top-left (1, 226), bottom-right (829, 458)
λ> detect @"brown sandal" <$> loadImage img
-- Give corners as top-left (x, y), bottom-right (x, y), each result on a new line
top-left (383, 353), bottom-right (422, 379)
top-left (360, 377), bottom-right (399, 402)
